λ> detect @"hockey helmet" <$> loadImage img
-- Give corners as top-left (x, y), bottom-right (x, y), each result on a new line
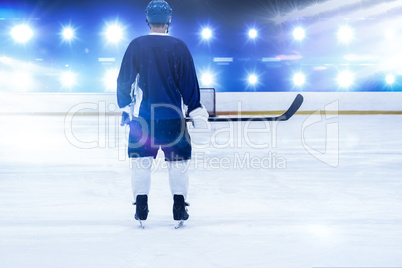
top-left (145, 1), bottom-right (172, 25)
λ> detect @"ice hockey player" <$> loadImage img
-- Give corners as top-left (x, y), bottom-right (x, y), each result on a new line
top-left (116, 0), bottom-right (209, 228)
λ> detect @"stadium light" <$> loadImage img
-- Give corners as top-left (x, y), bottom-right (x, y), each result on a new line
top-left (105, 23), bottom-right (124, 44)
top-left (62, 27), bottom-right (75, 42)
top-left (248, 28), bottom-right (258, 39)
top-left (293, 72), bottom-right (306, 86)
top-left (11, 24), bottom-right (34, 43)
top-left (337, 25), bottom-right (354, 44)
top-left (292, 27), bottom-right (305, 41)
top-left (248, 74), bottom-right (258, 85)
top-left (201, 28), bottom-right (212, 40)
top-left (201, 72), bottom-right (214, 87)
top-left (337, 70), bottom-right (354, 88)
top-left (60, 71), bottom-right (77, 88)
top-left (385, 74), bottom-right (395, 85)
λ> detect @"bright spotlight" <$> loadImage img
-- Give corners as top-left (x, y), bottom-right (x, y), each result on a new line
top-left (337, 70), bottom-right (354, 88)
top-left (105, 23), bottom-right (124, 44)
top-left (248, 29), bottom-right (258, 39)
top-left (201, 28), bottom-right (212, 40)
top-left (11, 24), bottom-right (34, 43)
top-left (60, 71), bottom-right (77, 88)
top-left (62, 27), bottom-right (75, 41)
top-left (201, 72), bottom-right (214, 87)
top-left (248, 74), bottom-right (258, 85)
top-left (337, 25), bottom-right (354, 44)
top-left (103, 69), bottom-right (119, 91)
top-left (292, 27), bottom-right (305, 41)
top-left (293, 73), bottom-right (306, 86)
top-left (385, 74), bottom-right (395, 85)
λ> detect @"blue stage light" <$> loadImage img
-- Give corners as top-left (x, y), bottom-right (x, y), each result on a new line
top-left (337, 25), bottom-right (354, 44)
top-left (385, 74), bottom-right (395, 85)
top-left (105, 23), bottom-right (124, 44)
top-left (248, 74), bottom-right (258, 85)
top-left (292, 27), bottom-right (305, 41)
top-left (337, 70), bottom-right (354, 88)
top-left (248, 28), bottom-right (258, 39)
top-left (293, 72), bottom-right (306, 86)
top-left (62, 27), bottom-right (75, 41)
top-left (11, 24), bottom-right (34, 43)
top-left (201, 72), bottom-right (214, 87)
top-left (201, 28), bottom-right (212, 40)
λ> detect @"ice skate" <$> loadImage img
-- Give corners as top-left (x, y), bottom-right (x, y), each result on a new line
top-left (134, 195), bottom-right (148, 228)
top-left (173, 195), bottom-right (189, 229)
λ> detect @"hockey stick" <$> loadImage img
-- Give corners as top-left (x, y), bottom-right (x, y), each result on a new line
top-left (121, 94), bottom-right (303, 125)
top-left (195, 93), bottom-right (304, 122)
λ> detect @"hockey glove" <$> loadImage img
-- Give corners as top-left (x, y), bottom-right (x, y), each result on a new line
top-left (189, 105), bottom-right (210, 129)
top-left (120, 103), bottom-right (134, 126)
top-left (189, 105), bottom-right (211, 146)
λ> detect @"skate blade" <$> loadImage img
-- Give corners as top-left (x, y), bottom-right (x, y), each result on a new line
top-left (174, 220), bottom-right (184, 229)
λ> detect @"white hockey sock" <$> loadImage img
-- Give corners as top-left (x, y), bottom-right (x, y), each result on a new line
top-left (131, 157), bottom-right (153, 200)
top-left (168, 160), bottom-right (189, 199)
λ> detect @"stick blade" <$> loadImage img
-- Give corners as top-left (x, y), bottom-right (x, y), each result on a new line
top-left (276, 93), bottom-right (304, 121)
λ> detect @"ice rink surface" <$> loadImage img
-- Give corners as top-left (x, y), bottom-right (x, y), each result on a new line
top-left (0, 113), bottom-right (402, 268)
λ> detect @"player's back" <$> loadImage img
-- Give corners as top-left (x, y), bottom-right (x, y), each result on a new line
top-left (131, 34), bottom-right (192, 120)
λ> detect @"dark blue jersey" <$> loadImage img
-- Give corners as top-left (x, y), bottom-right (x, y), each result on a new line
top-left (117, 34), bottom-right (201, 120)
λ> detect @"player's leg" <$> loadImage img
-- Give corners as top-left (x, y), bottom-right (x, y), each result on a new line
top-left (168, 160), bottom-right (190, 223)
top-left (128, 119), bottom-right (158, 225)
top-left (158, 119), bottom-right (191, 224)
top-left (167, 160), bottom-right (189, 199)
top-left (131, 157), bottom-right (152, 222)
